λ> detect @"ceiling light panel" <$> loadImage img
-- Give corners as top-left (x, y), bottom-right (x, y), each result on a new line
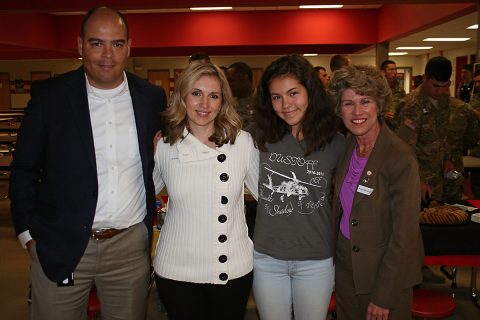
top-left (423, 38), bottom-right (470, 42)
top-left (396, 46), bottom-right (433, 50)
top-left (190, 7), bottom-right (233, 11)
top-left (299, 5), bottom-right (343, 9)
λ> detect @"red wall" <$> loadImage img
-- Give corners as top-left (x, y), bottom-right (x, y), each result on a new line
top-left (378, 3), bottom-right (476, 42)
top-left (0, 3), bottom-right (476, 59)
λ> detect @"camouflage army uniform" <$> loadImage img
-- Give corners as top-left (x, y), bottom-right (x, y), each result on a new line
top-left (395, 84), bottom-right (479, 201)
top-left (464, 92), bottom-right (480, 198)
top-left (444, 100), bottom-right (479, 200)
top-left (383, 80), bottom-right (406, 129)
top-left (469, 92), bottom-right (480, 112)
top-left (235, 94), bottom-right (254, 129)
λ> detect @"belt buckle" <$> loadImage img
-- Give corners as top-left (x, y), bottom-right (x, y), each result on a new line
top-left (91, 228), bottom-right (108, 241)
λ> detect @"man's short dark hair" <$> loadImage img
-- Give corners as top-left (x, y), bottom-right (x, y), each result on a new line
top-left (227, 62), bottom-right (253, 82)
top-left (189, 52), bottom-right (210, 63)
top-left (315, 66), bottom-right (327, 73)
top-left (330, 54), bottom-right (350, 72)
top-left (413, 75), bottom-right (423, 87)
top-left (473, 69), bottom-right (480, 78)
top-left (462, 64), bottom-right (473, 73)
top-left (81, 6), bottom-right (129, 39)
top-left (425, 56), bottom-right (452, 82)
top-left (380, 60), bottom-right (396, 71)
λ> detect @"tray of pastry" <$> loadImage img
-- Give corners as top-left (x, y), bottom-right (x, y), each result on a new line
top-left (420, 201), bottom-right (471, 225)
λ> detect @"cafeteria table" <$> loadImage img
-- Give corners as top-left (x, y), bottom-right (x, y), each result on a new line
top-left (464, 156), bottom-right (480, 169)
top-left (0, 154), bottom-right (12, 199)
top-left (0, 124), bottom-right (20, 131)
top-left (0, 154), bottom-right (12, 170)
top-left (421, 219), bottom-right (480, 307)
top-left (0, 135), bottom-right (17, 143)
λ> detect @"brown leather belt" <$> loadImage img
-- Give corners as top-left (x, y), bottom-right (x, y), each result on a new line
top-left (91, 228), bottom-right (125, 241)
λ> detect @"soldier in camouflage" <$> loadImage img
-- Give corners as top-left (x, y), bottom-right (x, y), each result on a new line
top-left (444, 99), bottom-right (479, 200)
top-left (466, 69), bottom-right (480, 197)
top-left (395, 57), bottom-right (479, 201)
top-left (226, 62), bottom-right (255, 129)
top-left (455, 64), bottom-right (474, 103)
top-left (381, 60), bottom-right (406, 129)
top-left (469, 69), bottom-right (480, 115)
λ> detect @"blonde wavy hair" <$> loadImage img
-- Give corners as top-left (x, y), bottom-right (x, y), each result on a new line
top-left (162, 62), bottom-right (242, 146)
top-left (328, 64), bottom-right (392, 117)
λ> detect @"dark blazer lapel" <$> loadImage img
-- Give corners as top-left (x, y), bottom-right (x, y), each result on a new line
top-left (351, 123), bottom-right (391, 210)
top-left (127, 73), bottom-right (148, 170)
top-left (65, 67), bottom-right (97, 170)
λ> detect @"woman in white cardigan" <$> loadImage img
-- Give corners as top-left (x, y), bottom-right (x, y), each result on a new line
top-left (152, 62), bottom-right (258, 320)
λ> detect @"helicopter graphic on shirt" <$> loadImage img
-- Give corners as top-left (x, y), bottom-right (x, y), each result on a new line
top-left (261, 167), bottom-right (322, 202)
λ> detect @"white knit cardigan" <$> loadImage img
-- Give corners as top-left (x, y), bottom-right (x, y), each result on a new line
top-left (153, 130), bottom-right (259, 284)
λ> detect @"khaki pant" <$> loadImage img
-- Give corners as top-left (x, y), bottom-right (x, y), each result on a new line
top-left (30, 222), bottom-right (150, 320)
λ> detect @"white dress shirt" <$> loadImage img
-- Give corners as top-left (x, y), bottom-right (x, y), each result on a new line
top-left (87, 73), bottom-right (146, 229)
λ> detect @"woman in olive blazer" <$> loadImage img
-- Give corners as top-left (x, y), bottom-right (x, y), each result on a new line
top-left (328, 65), bottom-right (424, 320)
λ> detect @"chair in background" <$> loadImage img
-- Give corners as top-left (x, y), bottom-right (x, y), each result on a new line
top-left (327, 291), bottom-right (336, 319)
top-left (87, 286), bottom-right (101, 320)
top-left (411, 289), bottom-right (456, 319)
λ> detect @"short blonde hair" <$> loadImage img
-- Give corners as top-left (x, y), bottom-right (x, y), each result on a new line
top-left (328, 64), bottom-right (391, 116)
top-left (162, 62), bottom-right (242, 145)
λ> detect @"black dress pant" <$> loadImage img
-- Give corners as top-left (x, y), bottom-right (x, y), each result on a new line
top-left (155, 271), bottom-right (253, 320)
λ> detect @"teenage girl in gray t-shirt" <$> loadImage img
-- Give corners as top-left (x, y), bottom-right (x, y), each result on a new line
top-left (249, 54), bottom-right (345, 320)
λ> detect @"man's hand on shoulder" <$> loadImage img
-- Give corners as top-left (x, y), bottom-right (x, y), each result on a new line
top-left (153, 131), bottom-right (163, 153)
top-left (26, 239), bottom-right (36, 257)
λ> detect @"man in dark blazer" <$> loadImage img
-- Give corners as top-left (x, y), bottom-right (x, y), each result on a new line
top-left (9, 6), bottom-right (165, 319)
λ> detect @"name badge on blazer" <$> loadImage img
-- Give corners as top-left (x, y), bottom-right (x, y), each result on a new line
top-left (357, 184), bottom-right (374, 195)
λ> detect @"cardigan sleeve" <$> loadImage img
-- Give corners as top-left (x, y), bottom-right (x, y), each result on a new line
top-left (153, 143), bottom-right (165, 195)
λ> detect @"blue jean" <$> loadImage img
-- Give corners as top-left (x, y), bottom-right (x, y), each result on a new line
top-left (252, 249), bottom-right (334, 320)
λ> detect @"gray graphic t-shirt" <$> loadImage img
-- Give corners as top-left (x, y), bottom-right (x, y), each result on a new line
top-left (254, 133), bottom-right (345, 260)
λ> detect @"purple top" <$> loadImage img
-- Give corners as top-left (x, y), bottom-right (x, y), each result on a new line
top-left (339, 147), bottom-right (369, 239)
